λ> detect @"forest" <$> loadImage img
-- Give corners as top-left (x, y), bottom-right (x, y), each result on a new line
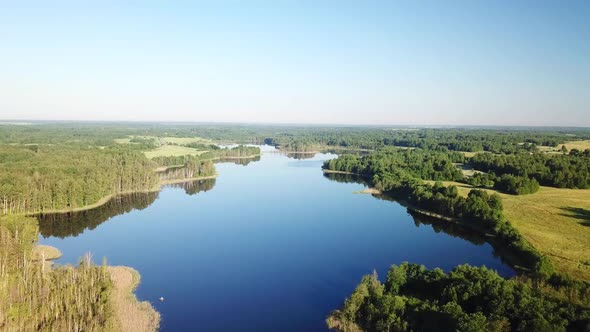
top-left (327, 263), bottom-right (590, 332)
top-left (0, 145), bottom-right (159, 215)
top-left (0, 215), bottom-right (116, 331)
top-left (469, 151), bottom-right (590, 189)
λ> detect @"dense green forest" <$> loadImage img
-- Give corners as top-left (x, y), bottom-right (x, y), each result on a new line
top-left (327, 263), bottom-right (590, 332)
top-left (323, 148), bottom-right (465, 182)
top-left (0, 145), bottom-right (158, 215)
top-left (0, 215), bottom-right (116, 331)
top-left (469, 151), bottom-right (590, 189)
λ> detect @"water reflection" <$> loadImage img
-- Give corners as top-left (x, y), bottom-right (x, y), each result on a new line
top-left (323, 173), bottom-right (526, 272)
top-left (285, 152), bottom-right (317, 160)
top-left (323, 172), bottom-right (371, 186)
top-left (165, 178), bottom-right (216, 195)
top-left (215, 156), bottom-right (261, 166)
top-left (37, 192), bottom-right (159, 238)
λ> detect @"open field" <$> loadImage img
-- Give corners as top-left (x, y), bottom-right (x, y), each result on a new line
top-left (460, 151), bottom-right (478, 158)
top-left (143, 145), bottom-right (207, 158)
top-left (426, 180), bottom-right (590, 281)
top-left (162, 136), bottom-right (213, 145)
top-left (114, 138), bottom-right (133, 144)
top-left (562, 140), bottom-right (590, 151)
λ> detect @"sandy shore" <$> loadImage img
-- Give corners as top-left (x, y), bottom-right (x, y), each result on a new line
top-left (322, 169), bottom-right (356, 175)
top-left (353, 188), bottom-right (381, 195)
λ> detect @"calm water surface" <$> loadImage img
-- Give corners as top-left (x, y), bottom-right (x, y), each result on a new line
top-left (40, 146), bottom-right (513, 332)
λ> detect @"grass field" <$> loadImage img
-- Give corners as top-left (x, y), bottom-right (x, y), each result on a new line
top-left (426, 180), bottom-right (590, 281)
top-left (162, 136), bottom-right (213, 145)
top-left (114, 138), bottom-right (133, 144)
top-left (562, 140), bottom-right (590, 151)
top-left (143, 145), bottom-right (207, 158)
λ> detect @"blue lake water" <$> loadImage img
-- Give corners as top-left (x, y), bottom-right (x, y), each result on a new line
top-left (40, 146), bottom-right (514, 331)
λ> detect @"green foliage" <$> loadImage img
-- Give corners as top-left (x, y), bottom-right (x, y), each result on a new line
top-left (0, 216), bottom-right (115, 331)
top-left (323, 148), bottom-right (465, 182)
top-left (470, 151), bottom-right (590, 189)
top-left (329, 263), bottom-right (590, 332)
top-left (0, 145), bottom-right (159, 215)
top-left (495, 174), bottom-right (540, 195)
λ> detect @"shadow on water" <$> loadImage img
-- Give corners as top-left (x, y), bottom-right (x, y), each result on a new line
top-left (285, 152), bottom-right (317, 160)
top-left (281, 148), bottom-right (370, 160)
top-left (323, 172), bottom-right (528, 273)
top-left (37, 178), bottom-right (220, 239)
top-left (36, 192), bottom-right (160, 238)
top-left (322, 172), bottom-right (372, 187)
top-left (216, 156), bottom-right (261, 166)
top-left (36, 158), bottom-right (261, 239)
top-left (560, 207), bottom-right (590, 227)
top-left (164, 178), bottom-right (216, 196)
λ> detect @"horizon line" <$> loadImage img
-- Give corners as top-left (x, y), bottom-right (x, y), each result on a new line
top-left (1, 118), bottom-right (590, 130)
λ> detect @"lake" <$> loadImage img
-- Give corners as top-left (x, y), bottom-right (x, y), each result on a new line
top-left (39, 146), bottom-right (514, 332)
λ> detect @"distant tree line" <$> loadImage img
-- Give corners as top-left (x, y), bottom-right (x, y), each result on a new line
top-left (469, 150), bottom-right (590, 189)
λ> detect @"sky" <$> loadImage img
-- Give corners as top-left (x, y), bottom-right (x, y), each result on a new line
top-left (0, 1), bottom-right (589, 126)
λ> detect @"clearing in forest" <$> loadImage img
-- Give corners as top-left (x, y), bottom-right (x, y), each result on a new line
top-left (143, 145), bottom-right (207, 158)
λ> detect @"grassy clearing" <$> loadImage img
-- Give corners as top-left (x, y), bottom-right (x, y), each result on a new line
top-left (162, 136), bottom-right (213, 145)
top-left (460, 151), bottom-right (478, 158)
top-left (114, 138), bottom-right (133, 144)
top-left (143, 145), bottom-right (207, 158)
top-left (108, 266), bottom-right (160, 332)
top-left (562, 140), bottom-right (590, 151)
top-left (426, 180), bottom-right (590, 281)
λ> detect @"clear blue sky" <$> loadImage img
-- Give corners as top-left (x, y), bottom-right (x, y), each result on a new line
top-left (1, 1), bottom-right (589, 126)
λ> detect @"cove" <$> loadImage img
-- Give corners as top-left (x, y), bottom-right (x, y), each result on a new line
top-left (39, 146), bottom-right (514, 332)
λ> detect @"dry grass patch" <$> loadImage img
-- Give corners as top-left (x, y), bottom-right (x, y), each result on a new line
top-left (562, 140), bottom-right (590, 151)
top-left (108, 266), bottom-right (160, 332)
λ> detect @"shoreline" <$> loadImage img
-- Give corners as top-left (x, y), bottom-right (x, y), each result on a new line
top-left (353, 188), bottom-right (381, 195)
top-left (322, 169), bottom-right (356, 175)
top-left (108, 266), bottom-right (160, 332)
top-left (29, 174), bottom-right (219, 216)
top-left (159, 174), bottom-right (218, 185)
